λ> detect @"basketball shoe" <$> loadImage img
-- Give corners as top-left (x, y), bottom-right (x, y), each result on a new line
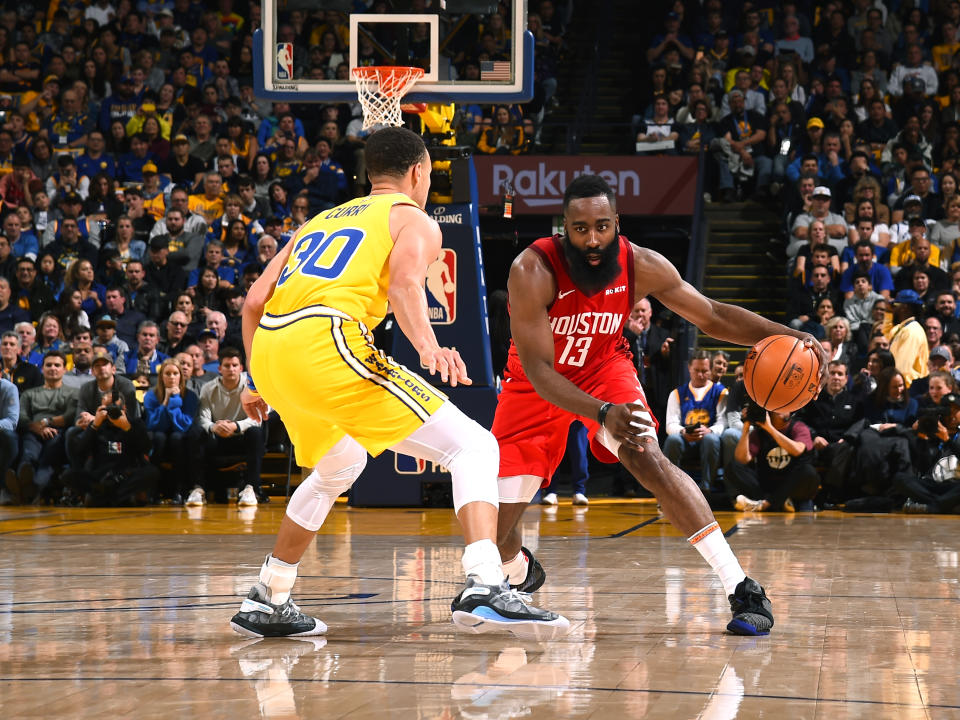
top-left (451, 577), bottom-right (569, 640)
top-left (237, 485), bottom-right (258, 507)
top-left (734, 494), bottom-right (766, 512)
top-left (230, 582), bottom-right (328, 638)
top-left (727, 577), bottom-right (774, 636)
top-left (509, 546), bottom-right (546, 594)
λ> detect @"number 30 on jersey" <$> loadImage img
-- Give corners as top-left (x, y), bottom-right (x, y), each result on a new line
top-left (277, 228), bottom-right (365, 286)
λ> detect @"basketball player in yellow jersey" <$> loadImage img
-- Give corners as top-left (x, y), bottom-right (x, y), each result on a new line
top-left (229, 127), bottom-right (568, 640)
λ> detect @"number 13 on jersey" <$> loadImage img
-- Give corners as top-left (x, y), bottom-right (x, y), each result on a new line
top-left (277, 228), bottom-right (365, 286)
top-left (558, 335), bottom-right (593, 367)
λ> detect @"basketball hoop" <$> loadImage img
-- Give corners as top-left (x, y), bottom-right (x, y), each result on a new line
top-left (352, 66), bottom-right (424, 130)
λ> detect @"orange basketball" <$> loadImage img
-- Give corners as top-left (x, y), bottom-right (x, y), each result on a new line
top-left (742, 334), bottom-right (822, 413)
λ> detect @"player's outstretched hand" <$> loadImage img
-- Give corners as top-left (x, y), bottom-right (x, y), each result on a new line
top-left (421, 346), bottom-right (472, 387)
top-left (241, 387), bottom-right (269, 422)
top-left (604, 402), bottom-right (656, 450)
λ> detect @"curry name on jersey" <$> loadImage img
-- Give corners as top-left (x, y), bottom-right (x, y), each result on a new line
top-left (265, 193), bottom-right (421, 330)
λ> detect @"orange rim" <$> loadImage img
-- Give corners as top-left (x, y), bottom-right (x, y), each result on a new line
top-left (352, 66), bottom-right (424, 97)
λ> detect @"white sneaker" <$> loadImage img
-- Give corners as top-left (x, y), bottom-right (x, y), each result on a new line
top-left (542, 492), bottom-right (558, 506)
top-left (734, 494), bottom-right (764, 512)
top-left (238, 485), bottom-right (258, 507)
top-left (185, 487), bottom-right (206, 506)
top-left (572, 493), bottom-right (589, 506)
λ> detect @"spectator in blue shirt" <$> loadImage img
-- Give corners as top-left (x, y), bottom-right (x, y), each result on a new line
top-left (0, 376), bottom-right (19, 504)
top-left (99, 76), bottom-right (142, 133)
top-left (188, 242), bottom-right (238, 288)
top-left (123, 320), bottom-right (169, 378)
top-left (77, 130), bottom-right (116, 180)
top-left (647, 12), bottom-right (694, 64)
top-left (840, 239), bottom-right (895, 300)
top-left (117, 133), bottom-right (155, 184)
top-left (47, 89), bottom-right (93, 150)
top-left (4, 212), bottom-right (39, 262)
top-left (0, 277), bottom-right (30, 334)
top-left (786, 125), bottom-right (847, 185)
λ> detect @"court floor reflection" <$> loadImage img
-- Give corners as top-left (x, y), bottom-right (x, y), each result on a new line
top-left (0, 503), bottom-right (958, 718)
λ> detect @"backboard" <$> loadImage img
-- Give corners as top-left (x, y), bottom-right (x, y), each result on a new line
top-left (253, 1), bottom-right (534, 103)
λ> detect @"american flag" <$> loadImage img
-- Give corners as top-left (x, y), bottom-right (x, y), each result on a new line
top-left (480, 60), bottom-right (511, 82)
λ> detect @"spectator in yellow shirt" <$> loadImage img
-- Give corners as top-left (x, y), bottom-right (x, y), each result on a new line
top-left (889, 224), bottom-right (949, 291)
top-left (932, 21), bottom-right (960, 72)
top-left (888, 221), bottom-right (940, 268)
top-left (188, 172), bottom-right (224, 225)
top-left (883, 290), bottom-right (929, 387)
top-left (125, 101), bottom-right (171, 140)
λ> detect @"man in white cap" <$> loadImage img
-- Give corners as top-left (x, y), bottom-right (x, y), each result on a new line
top-left (789, 185), bottom-right (848, 245)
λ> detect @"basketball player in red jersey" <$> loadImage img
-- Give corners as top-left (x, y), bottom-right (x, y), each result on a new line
top-left (493, 175), bottom-right (826, 636)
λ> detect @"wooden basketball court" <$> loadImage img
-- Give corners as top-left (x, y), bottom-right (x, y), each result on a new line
top-left (2, 500), bottom-right (958, 719)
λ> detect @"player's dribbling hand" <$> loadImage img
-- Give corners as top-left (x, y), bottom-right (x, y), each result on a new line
top-left (604, 402), bottom-right (655, 450)
top-left (421, 347), bottom-right (472, 387)
top-left (241, 387), bottom-right (269, 422)
top-left (800, 334), bottom-right (829, 391)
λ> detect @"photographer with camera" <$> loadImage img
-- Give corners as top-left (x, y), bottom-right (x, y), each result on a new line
top-left (62, 379), bottom-right (158, 506)
top-left (729, 401), bottom-right (820, 512)
top-left (896, 391), bottom-right (960, 514)
top-left (69, 346), bottom-right (139, 441)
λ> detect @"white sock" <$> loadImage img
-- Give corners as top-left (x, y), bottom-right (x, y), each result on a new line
top-left (688, 522), bottom-right (746, 596)
top-left (258, 554), bottom-right (299, 605)
top-left (501, 550), bottom-right (529, 585)
top-left (462, 539), bottom-right (505, 586)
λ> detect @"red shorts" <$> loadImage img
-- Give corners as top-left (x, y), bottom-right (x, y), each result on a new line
top-left (491, 357), bottom-right (658, 483)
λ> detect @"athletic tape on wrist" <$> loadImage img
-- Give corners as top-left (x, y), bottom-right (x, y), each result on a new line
top-left (597, 402), bottom-right (614, 428)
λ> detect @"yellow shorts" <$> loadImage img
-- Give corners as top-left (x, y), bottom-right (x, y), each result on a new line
top-left (250, 305), bottom-right (447, 468)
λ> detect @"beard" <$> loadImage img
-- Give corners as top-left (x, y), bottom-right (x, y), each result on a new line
top-left (560, 234), bottom-right (621, 295)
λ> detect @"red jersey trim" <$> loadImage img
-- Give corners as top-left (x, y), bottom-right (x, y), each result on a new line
top-left (626, 240), bottom-right (636, 311)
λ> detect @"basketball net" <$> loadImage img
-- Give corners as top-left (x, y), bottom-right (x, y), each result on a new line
top-left (352, 66), bottom-right (424, 130)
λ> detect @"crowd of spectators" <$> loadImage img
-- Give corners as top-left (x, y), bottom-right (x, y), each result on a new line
top-left (0, 0), bottom-right (568, 507)
top-left (655, 335), bottom-right (960, 515)
top-left (636, 1), bottom-right (960, 205)
top-left (627, 2), bottom-right (960, 514)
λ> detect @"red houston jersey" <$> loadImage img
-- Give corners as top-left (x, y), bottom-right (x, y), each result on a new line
top-left (504, 234), bottom-right (635, 384)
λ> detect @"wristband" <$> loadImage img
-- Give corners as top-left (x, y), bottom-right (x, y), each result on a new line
top-left (597, 402), bottom-right (614, 428)
top-left (245, 374), bottom-right (258, 394)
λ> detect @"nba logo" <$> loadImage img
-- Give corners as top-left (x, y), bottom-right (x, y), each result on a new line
top-left (395, 453), bottom-right (427, 474)
top-left (425, 249), bottom-right (456, 325)
top-left (276, 43), bottom-right (294, 80)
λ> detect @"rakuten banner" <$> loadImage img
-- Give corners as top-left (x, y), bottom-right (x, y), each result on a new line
top-left (473, 155), bottom-right (698, 215)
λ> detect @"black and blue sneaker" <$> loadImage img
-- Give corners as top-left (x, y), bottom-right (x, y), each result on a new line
top-left (727, 577), bottom-right (774, 636)
top-left (230, 582), bottom-right (328, 638)
top-left (451, 577), bottom-right (570, 640)
top-left (509, 546), bottom-right (546, 594)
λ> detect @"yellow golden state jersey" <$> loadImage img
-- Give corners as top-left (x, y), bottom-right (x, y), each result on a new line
top-left (265, 193), bottom-right (420, 329)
